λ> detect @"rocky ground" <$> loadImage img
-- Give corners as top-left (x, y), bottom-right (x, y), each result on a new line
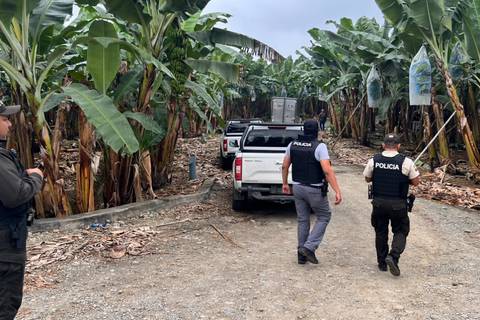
top-left (17, 136), bottom-right (480, 320)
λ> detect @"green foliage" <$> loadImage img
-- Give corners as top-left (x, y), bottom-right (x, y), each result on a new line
top-left (30, 0), bottom-right (74, 44)
top-left (104, 0), bottom-right (151, 26)
top-left (87, 20), bottom-right (121, 94)
top-left (113, 67), bottom-right (143, 104)
top-left (64, 83), bottom-right (139, 154)
top-left (0, 0), bottom-right (41, 25)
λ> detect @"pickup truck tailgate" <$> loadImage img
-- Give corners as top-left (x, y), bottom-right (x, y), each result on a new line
top-left (241, 152), bottom-right (291, 184)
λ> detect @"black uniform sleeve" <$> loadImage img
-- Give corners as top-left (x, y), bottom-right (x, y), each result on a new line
top-left (0, 153), bottom-right (43, 208)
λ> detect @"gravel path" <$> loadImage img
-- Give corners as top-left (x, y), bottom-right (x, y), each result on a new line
top-left (18, 165), bottom-right (480, 320)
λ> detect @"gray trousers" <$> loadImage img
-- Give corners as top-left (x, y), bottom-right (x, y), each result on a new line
top-left (293, 184), bottom-right (331, 252)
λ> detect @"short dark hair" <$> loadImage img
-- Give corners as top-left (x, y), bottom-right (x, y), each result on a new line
top-left (383, 133), bottom-right (400, 146)
top-left (303, 119), bottom-right (319, 136)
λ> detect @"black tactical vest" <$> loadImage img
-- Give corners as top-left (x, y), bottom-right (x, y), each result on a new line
top-left (290, 135), bottom-right (325, 185)
top-left (372, 153), bottom-right (410, 200)
top-left (0, 146), bottom-right (29, 250)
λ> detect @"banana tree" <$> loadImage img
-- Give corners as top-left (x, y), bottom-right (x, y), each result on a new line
top-left (454, 1), bottom-right (480, 142)
top-left (307, 24), bottom-right (366, 140)
top-left (75, 1), bottom-right (283, 195)
top-left (150, 5), bottom-right (284, 186)
top-left (0, 0), bottom-right (77, 217)
top-left (375, 0), bottom-right (480, 168)
top-left (135, 1), bottom-right (283, 187)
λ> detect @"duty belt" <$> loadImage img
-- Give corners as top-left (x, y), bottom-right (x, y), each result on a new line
top-left (300, 183), bottom-right (323, 189)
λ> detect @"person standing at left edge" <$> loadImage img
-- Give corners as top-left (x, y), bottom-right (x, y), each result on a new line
top-left (282, 119), bottom-right (342, 265)
top-left (0, 102), bottom-right (44, 320)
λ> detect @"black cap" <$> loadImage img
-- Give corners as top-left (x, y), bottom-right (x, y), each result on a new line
top-left (0, 101), bottom-right (20, 116)
top-left (303, 119), bottom-right (319, 136)
top-left (384, 133), bottom-right (400, 145)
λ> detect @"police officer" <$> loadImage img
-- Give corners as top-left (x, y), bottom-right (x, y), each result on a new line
top-left (282, 119), bottom-right (342, 265)
top-left (0, 102), bottom-right (43, 319)
top-left (363, 133), bottom-right (420, 276)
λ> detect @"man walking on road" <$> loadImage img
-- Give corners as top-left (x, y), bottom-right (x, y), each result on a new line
top-left (0, 102), bottom-right (44, 319)
top-left (282, 119), bottom-right (342, 265)
top-left (319, 109), bottom-right (327, 131)
top-left (363, 133), bottom-right (420, 276)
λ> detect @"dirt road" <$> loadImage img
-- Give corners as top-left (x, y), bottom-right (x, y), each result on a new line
top-left (19, 165), bottom-right (480, 320)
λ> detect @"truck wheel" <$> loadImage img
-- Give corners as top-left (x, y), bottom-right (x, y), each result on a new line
top-left (220, 156), bottom-right (231, 170)
top-left (232, 189), bottom-right (247, 211)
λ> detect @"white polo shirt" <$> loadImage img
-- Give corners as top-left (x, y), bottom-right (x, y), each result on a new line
top-left (363, 151), bottom-right (420, 180)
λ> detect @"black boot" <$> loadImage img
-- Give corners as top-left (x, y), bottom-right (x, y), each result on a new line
top-left (298, 247), bottom-right (318, 264)
top-left (385, 255), bottom-right (400, 276)
top-left (298, 250), bottom-right (307, 264)
top-left (378, 262), bottom-right (387, 272)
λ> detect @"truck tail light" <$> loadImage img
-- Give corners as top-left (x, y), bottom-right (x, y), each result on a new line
top-left (223, 138), bottom-right (228, 152)
top-left (234, 157), bottom-right (242, 181)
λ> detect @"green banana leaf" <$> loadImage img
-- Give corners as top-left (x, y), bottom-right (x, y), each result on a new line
top-left (189, 28), bottom-right (284, 62)
top-left (374, 0), bottom-right (406, 26)
top-left (87, 20), bottom-right (120, 94)
top-left (185, 79), bottom-right (219, 109)
top-left (30, 0), bottom-right (74, 44)
top-left (0, 0), bottom-right (41, 25)
top-left (113, 67), bottom-right (143, 104)
top-left (160, 0), bottom-right (211, 14)
top-left (123, 111), bottom-right (165, 136)
top-left (64, 83), bottom-right (139, 154)
top-left (185, 59), bottom-right (240, 83)
top-left (460, 0), bottom-right (480, 62)
top-left (104, 0), bottom-right (151, 26)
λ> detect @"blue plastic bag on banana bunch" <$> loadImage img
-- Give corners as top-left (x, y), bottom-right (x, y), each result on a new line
top-left (449, 43), bottom-right (468, 82)
top-left (367, 66), bottom-right (382, 108)
top-left (318, 87), bottom-right (327, 102)
top-left (249, 86), bottom-right (256, 102)
top-left (409, 46), bottom-right (432, 105)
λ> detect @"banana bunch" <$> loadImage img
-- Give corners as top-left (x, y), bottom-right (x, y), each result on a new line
top-left (164, 27), bottom-right (191, 95)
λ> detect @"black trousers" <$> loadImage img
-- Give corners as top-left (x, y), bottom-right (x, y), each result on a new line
top-left (0, 262), bottom-right (25, 320)
top-left (371, 198), bottom-right (410, 265)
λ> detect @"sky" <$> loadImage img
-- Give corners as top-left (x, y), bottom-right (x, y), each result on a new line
top-left (203, 0), bottom-right (385, 58)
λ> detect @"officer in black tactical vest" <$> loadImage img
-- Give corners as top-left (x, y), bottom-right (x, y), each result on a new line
top-left (363, 133), bottom-right (420, 276)
top-left (282, 119), bottom-right (342, 265)
top-left (0, 102), bottom-right (43, 319)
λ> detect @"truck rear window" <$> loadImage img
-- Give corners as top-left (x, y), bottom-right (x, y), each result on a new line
top-left (244, 129), bottom-right (300, 147)
top-left (226, 123), bottom-right (250, 134)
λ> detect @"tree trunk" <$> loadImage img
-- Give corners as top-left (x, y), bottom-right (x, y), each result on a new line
top-left (431, 90), bottom-right (449, 164)
top-left (467, 83), bottom-right (480, 143)
top-left (370, 108), bottom-right (376, 133)
top-left (328, 101), bottom-right (340, 135)
top-left (422, 106), bottom-right (437, 170)
top-left (347, 91), bottom-right (359, 140)
top-left (360, 99), bottom-right (368, 145)
top-left (76, 110), bottom-right (95, 213)
top-left (437, 60), bottom-right (480, 168)
top-left (103, 148), bottom-right (120, 208)
top-left (119, 156), bottom-right (134, 204)
top-left (154, 97), bottom-right (185, 187)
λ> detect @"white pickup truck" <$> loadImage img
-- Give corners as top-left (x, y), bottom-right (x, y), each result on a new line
top-left (232, 123), bottom-right (303, 210)
top-left (219, 119), bottom-right (262, 169)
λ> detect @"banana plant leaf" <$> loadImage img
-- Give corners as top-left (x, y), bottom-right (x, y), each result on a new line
top-left (30, 0), bottom-right (74, 44)
top-left (185, 59), bottom-right (240, 83)
top-left (64, 83), bottom-right (139, 154)
top-left (87, 20), bottom-right (120, 94)
top-left (0, 0), bottom-right (41, 25)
